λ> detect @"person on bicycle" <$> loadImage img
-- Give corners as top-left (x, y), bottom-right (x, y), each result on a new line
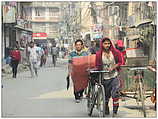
top-left (68, 39), bottom-right (89, 103)
top-left (96, 37), bottom-right (124, 117)
top-left (51, 45), bottom-right (58, 67)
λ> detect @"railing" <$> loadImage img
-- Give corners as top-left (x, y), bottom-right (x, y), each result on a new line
top-left (32, 16), bottom-right (60, 22)
top-left (32, 2), bottom-right (61, 8)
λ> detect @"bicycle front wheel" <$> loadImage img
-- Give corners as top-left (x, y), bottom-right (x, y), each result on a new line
top-left (139, 81), bottom-right (146, 117)
top-left (87, 81), bottom-right (95, 116)
top-left (97, 85), bottom-right (106, 117)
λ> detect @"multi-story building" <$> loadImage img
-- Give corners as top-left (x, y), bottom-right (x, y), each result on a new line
top-left (102, 2), bottom-right (128, 44)
top-left (31, 1), bottom-right (62, 44)
top-left (2, 1), bottom-right (32, 61)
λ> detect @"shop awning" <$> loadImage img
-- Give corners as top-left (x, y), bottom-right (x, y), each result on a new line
top-left (14, 25), bottom-right (33, 33)
top-left (136, 19), bottom-right (152, 28)
top-left (127, 35), bottom-right (140, 40)
top-left (128, 19), bottom-right (152, 28)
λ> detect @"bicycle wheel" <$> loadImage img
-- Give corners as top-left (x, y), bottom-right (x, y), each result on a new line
top-left (97, 85), bottom-right (106, 117)
top-left (87, 81), bottom-right (95, 116)
top-left (139, 80), bottom-right (146, 117)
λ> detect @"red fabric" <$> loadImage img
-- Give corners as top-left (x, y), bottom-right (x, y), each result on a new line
top-left (71, 55), bottom-right (96, 92)
top-left (96, 37), bottom-right (124, 71)
top-left (113, 98), bottom-right (119, 106)
top-left (113, 97), bottom-right (119, 101)
top-left (120, 50), bottom-right (126, 65)
top-left (44, 49), bottom-right (48, 55)
top-left (113, 103), bottom-right (119, 106)
top-left (122, 50), bottom-right (126, 55)
top-left (10, 50), bottom-right (21, 61)
top-left (116, 40), bottom-right (124, 47)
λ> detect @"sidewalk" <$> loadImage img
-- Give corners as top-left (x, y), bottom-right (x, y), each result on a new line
top-left (2, 63), bottom-right (29, 79)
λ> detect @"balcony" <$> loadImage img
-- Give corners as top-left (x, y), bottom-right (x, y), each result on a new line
top-left (32, 2), bottom-right (61, 8)
top-left (48, 33), bottom-right (58, 38)
top-left (49, 16), bottom-right (60, 22)
top-left (32, 16), bottom-right (61, 22)
top-left (32, 16), bottom-right (45, 22)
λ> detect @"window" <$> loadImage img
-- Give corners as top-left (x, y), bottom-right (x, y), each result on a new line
top-left (49, 7), bottom-right (59, 16)
top-left (33, 23), bottom-right (46, 32)
top-left (114, 6), bottom-right (119, 16)
top-left (49, 23), bottom-right (59, 32)
top-left (108, 6), bottom-right (119, 16)
top-left (108, 6), bottom-right (113, 16)
top-left (35, 8), bottom-right (45, 16)
top-left (24, 7), bottom-right (32, 19)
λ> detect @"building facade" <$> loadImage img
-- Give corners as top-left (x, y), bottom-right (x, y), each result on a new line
top-left (31, 1), bottom-right (62, 44)
top-left (2, 1), bottom-right (33, 61)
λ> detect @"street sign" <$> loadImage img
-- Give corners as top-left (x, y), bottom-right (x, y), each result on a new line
top-left (32, 33), bottom-right (47, 37)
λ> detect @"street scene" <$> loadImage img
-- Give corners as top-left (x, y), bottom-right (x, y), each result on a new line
top-left (1, 1), bottom-right (157, 118)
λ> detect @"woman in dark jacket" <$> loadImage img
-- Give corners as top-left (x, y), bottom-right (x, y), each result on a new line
top-left (10, 46), bottom-right (21, 78)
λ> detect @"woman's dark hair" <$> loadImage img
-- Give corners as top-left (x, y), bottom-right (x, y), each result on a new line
top-left (102, 37), bottom-right (111, 43)
top-left (75, 39), bottom-right (83, 45)
top-left (30, 41), bottom-right (34, 44)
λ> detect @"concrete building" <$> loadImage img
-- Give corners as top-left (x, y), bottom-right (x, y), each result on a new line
top-left (2, 1), bottom-right (32, 61)
top-left (30, 1), bottom-right (62, 43)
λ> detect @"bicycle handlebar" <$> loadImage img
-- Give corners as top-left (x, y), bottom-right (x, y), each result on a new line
top-left (120, 65), bottom-right (148, 71)
top-left (89, 70), bottom-right (110, 73)
top-left (120, 65), bottom-right (155, 68)
top-left (128, 67), bottom-right (148, 71)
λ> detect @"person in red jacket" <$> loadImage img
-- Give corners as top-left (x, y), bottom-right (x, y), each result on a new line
top-left (10, 46), bottom-right (21, 78)
top-left (96, 37), bottom-right (123, 117)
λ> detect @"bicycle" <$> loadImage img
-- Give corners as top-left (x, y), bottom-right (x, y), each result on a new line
top-left (120, 66), bottom-right (149, 117)
top-left (87, 69), bottom-right (109, 117)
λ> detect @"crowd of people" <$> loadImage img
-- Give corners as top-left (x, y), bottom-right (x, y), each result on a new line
top-left (67, 38), bottom-right (125, 117)
top-left (7, 37), bottom-right (156, 117)
top-left (8, 41), bottom-right (62, 78)
top-left (67, 37), bottom-right (156, 117)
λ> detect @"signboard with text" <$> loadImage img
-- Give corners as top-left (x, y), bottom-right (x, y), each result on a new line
top-left (32, 33), bottom-right (47, 37)
top-left (91, 24), bottom-right (103, 39)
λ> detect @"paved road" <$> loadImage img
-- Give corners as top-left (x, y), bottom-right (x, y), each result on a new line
top-left (1, 57), bottom-right (157, 118)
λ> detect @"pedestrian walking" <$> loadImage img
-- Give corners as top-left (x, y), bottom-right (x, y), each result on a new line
top-left (42, 46), bottom-right (48, 66)
top-left (39, 45), bottom-right (45, 67)
top-left (115, 39), bottom-right (126, 65)
top-left (61, 46), bottom-right (66, 59)
top-left (68, 39), bottom-right (89, 103)
top-left (89, 40), bottom-right (99, 54)
top-left (36, 44), bottom-right (44, 68)
top-left (115, 39), bottom-right (127, 95)
top-left (27, 41), bottom-right (39, 77)
top-left (51, 45), bottom-right (58, 67)
top-left (95, 37), bottom-right (123, 117)
top-left (10, 45), bottom-right (21, 78)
